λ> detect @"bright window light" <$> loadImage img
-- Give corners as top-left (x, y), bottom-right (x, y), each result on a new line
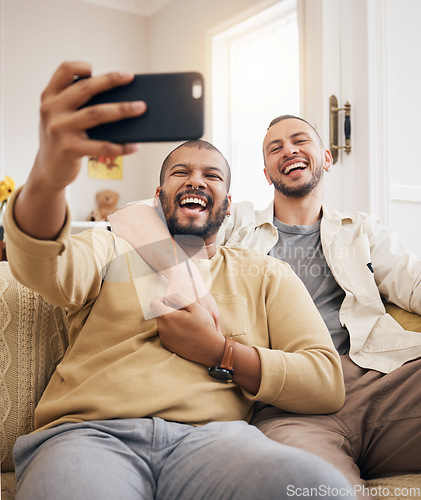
top-left (212, 0), bottom-right (300, 209)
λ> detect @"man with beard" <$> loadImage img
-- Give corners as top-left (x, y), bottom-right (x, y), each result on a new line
top-left (120, 115), bottom-right (421, 498)
top-left (4, 63), bottom-right (355, 500)
top-left (222, 115), bottom-right (421, 491)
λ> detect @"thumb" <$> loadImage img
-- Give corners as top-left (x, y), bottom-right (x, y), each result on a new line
top-left (149, 297), bottom-right (176, 318)
top-left (162, 292), bottom-right (194, 311)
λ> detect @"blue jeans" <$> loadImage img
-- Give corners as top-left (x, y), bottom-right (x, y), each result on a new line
top-left (14, 418), bottom-right (356, 499)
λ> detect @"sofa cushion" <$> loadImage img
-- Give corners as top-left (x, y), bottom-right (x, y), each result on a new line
top-left (0, 262), bottom-right (69, 473)
top-left (385, 302), bottom-right (421, 333)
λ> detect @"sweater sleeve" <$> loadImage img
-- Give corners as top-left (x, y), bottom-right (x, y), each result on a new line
top-left (243, 260), bottom-right (345, 414)
top-left (4, 187), bottom-right (118, 309)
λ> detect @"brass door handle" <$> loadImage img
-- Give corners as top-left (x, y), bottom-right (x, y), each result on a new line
top-left (329, 95), bottom-right (351, 164)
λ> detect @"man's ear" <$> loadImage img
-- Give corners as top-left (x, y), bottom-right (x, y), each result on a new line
top-left (153, 187), bottom-right (161, 208)
top-left (323, 149), bottom-right (333, 171)
top-left (226, 193), bottom-right (232, 216)
top-left (263, 167), bottom-right (273, 186)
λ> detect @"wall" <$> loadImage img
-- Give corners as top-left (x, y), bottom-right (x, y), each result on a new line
top-left (1, 0), bottom-right (148, 221)
top-left (142, 0), bottom-right (279, 192)
top-left (0, 0), bottom-right (276, 221)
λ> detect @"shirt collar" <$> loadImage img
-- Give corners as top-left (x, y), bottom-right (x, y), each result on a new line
top-left (255, 201), bottom-right (275, 227)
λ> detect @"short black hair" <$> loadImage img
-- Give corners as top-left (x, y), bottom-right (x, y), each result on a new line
top-left (267, 114), bottom-right (324, 147)
top-left (159, 139), bottom-right (231, 190)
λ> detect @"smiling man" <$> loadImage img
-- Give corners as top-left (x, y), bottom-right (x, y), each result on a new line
top-left (119, 115), bottom-right (421, 498)
top-left (4, 62), bottom-right (355, 500)
top-left (215, 115), bottom-right (421, 496)
top-left (156, 141), bottom-right (231, 242)
top-left (263, 117), bottom-right (328, 200)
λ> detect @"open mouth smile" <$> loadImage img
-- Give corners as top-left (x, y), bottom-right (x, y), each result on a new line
top-left (178, 194), bottom-right (209, 213)
top-left (283, 161), bottom-right (308, 175)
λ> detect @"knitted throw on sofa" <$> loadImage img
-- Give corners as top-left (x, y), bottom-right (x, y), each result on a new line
top-left (0, 262), bottom-right (69, 498)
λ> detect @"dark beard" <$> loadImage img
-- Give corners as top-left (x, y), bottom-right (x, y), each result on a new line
top-left (269, 159), bottom-right (324, 198)
top-left (159, 189), bottom-right (229, 240)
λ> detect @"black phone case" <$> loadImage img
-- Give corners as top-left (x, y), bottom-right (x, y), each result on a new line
top-left (81, 72), bottom-right (204, 143)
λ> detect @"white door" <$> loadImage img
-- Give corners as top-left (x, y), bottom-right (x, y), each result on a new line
top-left (301, 0), bottom-right (421, 255)
top-left (380, 0), bottom-right (421, 256)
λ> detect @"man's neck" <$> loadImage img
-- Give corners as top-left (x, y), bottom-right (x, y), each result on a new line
top-left (272, 190), bottom-right (323, 226)
top-left (173, 235), bottom-right (217, 259)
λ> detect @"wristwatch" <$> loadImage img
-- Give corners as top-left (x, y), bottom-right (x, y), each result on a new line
top-left (208, 337), bottom-right (236, 382)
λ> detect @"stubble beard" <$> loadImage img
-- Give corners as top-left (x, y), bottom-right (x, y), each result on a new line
top-left (269, 159), bottom-right (324, 198)
top-left (159, 189), bottom-right (229, 240)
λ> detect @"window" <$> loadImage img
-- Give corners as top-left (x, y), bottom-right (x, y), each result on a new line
top-left (211, 0), bottom-right (299, 208)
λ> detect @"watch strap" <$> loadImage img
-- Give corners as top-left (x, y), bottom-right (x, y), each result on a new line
top-left (220, 337), bottom-right (236, 371)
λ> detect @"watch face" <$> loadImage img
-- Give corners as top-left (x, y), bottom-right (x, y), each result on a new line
top-left (208, 366), bottom-right (234, 382)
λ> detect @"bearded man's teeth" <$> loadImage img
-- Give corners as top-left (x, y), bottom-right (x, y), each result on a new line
top-left (284, 162), bottom-right (307, 174)
top-left (180, 197), bottom-right (207, 208)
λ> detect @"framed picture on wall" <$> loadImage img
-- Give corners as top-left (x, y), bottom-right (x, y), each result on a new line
top-left (88, 156), bottom-right (123, 180)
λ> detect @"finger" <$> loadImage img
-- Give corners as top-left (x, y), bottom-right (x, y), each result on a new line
top-left (64, 138), bottom-right (141, 158)
top-left (42, 61), bottom-right (92, 99)
top-left (68, 100), bottom-right (147, 132)
top-left (162, 292), bottom-right (195, 311)
top-left (149, 297), bottom-right (177, 317)
top-left (64, 70), bottom-right (136, 110)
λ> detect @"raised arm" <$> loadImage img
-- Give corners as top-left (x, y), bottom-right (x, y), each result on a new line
top-left (13, 61), bottom-right (146, 240)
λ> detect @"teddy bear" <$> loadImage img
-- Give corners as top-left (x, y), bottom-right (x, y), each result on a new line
top-left (89, 189), bottom-right (120, 222)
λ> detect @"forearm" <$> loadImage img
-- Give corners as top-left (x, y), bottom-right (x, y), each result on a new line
top-left (110, 203), bottom-right (221, 326)
top-left (231, 342), bottom-right (261, 395)
top-left (6, 192), bottom-right (116, 307)
top-left (177, 335), bottom-right (261, 395)
top-left (151, 295), bottom-right (261, 392)
top-left (109, 202), bottom-right (189, 276)
top-left (14, 179), bottom-right (67, 240)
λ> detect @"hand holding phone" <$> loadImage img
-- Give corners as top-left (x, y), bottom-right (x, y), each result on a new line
top-left (81, 72), bottom-right (204, 143)
top-left (13, 62), bottom-right (147, 241)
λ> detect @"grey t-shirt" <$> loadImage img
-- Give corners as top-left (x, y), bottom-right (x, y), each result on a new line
top-left (269, 217), bottom-right (350, 354)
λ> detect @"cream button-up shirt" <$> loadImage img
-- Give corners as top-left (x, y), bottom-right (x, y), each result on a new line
top-left (216, 201), bottom-right (421, 373)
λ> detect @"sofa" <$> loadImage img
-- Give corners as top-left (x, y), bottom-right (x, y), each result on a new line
top-left (1, 261), bottom-right (420, 499)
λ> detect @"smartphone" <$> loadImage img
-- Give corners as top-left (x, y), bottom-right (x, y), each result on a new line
top-left (80, 72), bottom-right (204, 143)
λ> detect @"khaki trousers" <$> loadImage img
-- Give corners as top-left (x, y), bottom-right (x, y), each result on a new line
top-left (251, 355), bottom-right (421, 496)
